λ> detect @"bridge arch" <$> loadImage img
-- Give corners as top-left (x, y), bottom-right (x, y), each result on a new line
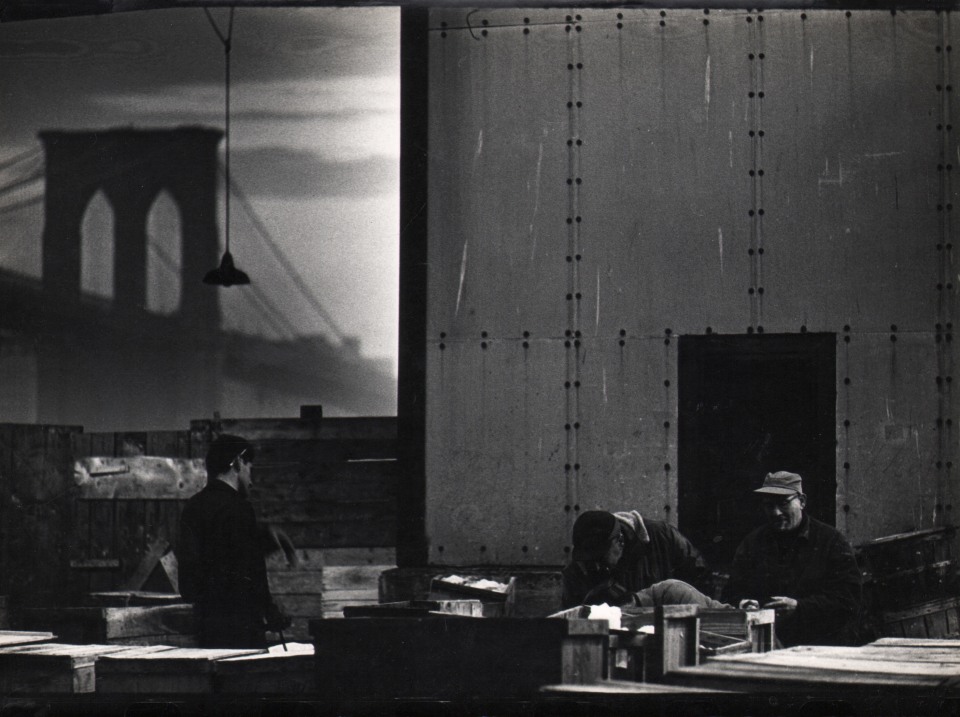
top-left (39, 127), bottom-right (223, 329)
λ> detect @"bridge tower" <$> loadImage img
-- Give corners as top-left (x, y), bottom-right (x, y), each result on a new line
top-left (39, 127), bottom-right (223, 328)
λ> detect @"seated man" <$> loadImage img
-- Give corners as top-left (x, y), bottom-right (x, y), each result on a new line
top-left (722, 471), bottom-right (862, 646)
top-left (562, 510), bottom-right (728, 609)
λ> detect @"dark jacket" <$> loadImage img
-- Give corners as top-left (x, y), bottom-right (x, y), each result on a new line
top-left (723, 515), bottom-right (862, 646)
top-left (177, 479), bottom-right (272, 648)
top-left (561, 561), bottom-right (635, 608)
top-left (616, 512), bottom-right (711, 594)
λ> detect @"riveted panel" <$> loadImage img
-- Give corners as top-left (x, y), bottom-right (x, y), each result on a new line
top-left (760, 10), bottom-right (941, 333)
top-left (577, 9), bottom-right (755, 337)
top-left (571, 336), bottom-right (677, 524)
top-left (427, 10), bottom-right (574, 341)
top-left (425, 337), bottom-right (567, 565)
top-left (839, 332), bottom-right (940, 545)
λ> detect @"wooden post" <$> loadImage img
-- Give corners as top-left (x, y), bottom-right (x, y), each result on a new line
top-left (652, 604), bottom-right (700, 679)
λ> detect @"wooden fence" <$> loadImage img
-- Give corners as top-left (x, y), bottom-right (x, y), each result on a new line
top-left (0, 416), bottom-right (398, 637)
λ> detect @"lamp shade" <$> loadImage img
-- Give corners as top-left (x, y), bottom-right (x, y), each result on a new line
top-left (203, 250), bottom-right (250, 287)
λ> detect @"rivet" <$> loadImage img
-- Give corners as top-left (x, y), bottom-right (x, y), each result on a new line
top-left (619, 339), bottom-right (626, 347)
top-left (564, 380), bottom-right (571, 388)
top-left (523, 341), bottom-right (529, 348)
top-left (844, 377), bottom-right (851, 385)
top-left (567, 63), bottom-right (574, 70)
top-left (563, 545), bottom-right (571, 553)
top-left (575, 330), bottom-right (582, 338)
top-left (575, 216), bottom-right (582, 223)
top-left (843, 461), bottom-right (850, 470)
top-left (749, 91), bottom-right (756, 99)
top-left (757, 325), bottom-right (765, 333)
top-left (843, 505), bottom-right (851, 513)
top-left (523, 330), bottom-right (530, 338)
top-left (703, 7), bottom-right (710, 13)
top-left (747, 326), bottom-right (755, 334)
top-left (576, 101), bottom-right (583, 108)
top-left (481, 29), bottom-right (488, 37)
top-left (564, 463), bottom-right (571, 471)
top-left (664, 379), bottom-right (671, 387)
top-left (565, 329), bottom-right (572, 338)
top-left (749, 53), bottom-right (755, 60)
top-left (706, 327), bottom-right (713, 334)
top-left (574, 463), bottom-right (580, 470)
top-left (747, 16), bottom-right (753, 23)
top-left (801, 325), bottom-right (807, 333)
top-left (758, 92), bottom-right (765, 99)
top-left (758, 287), bottom-right (765, 295)
top-left (440, 331), bottom-right (447, 339)
top-left (576, 63), bottom-right (583, 69)
top-left (482, 19), bottom-right (489, 26)
top-left (565, 25), bottom-right (571, 33)
top-left (566, 293), bottom-right (573, 300)
top-left (759, 169), bottom-right (765, 176)
top-left (748, 248), bottom-right (755, 256)
top-left (844, 335), bottom-right (850, 343)
top-left (481, 341), bottom-right (488, 349)
top-left (665, 328), bottom-right (673, 335)
top-left (664, 421), bottom-right (671, 429)
top-left (576, 178), bottom-right (582, 184)
top-left (574, 422), bottom-right (580, 429)
top-left (750, 169), bottom-right (756, 176)
top-left (524, 17), bottom-right (530, 23)
top-left (844, 419), bottom-right (851, 427)
top-left (660, 20), bottom-right (665, 27)
top-left (938, 461), bottom-right (944, 468)
top-left (521, 545), bottom-right (529, 553)
top-left (758, 15), bottom-right (764, 22)
top-left (758, 209), bottom-right (765, 216)
top-left (664, 337), bottom-right (671, 345)
top-left (574, 380), bottom-right (580, 387)
top-left (441, 31), bottom-right (447, 38)
top-left (564, 505), bottom-right (571, 512)
top-left (749, 209), bottom-right (756, 217)
top-left (758, 247), bottom-right (764, 254)
top-left (801, 13), bottom-right (807, 20)
top-left (843, 325), bottom-right (851, 332)
top-left (759, 53), bottom-right (765, 60)
top-left (574, 339), bottom-right (581, 347)
top-left (758, 130), bottom-right (765, 137)
top-left (704, 19), bottom-right (709, 25)
top-left (576, 139), bottom-right (583, 146)
top-left (439, 343), bottom-right (446, 350)
top-left (845, 10), bottom-right (851, 17)
top-left (481, 330), bottom-right (488, 338)
top-left (576, 25), bottom-right (582, 33)
top-left (616, 22), bottom-right (623, 29)
top-left (890, 324), bottom-right (897, 332)
top-left (480, 545), bottom-right (487, 552)
top-left (749, 287), bottom-right (756, 295)
top-left (565, 423), bottom-right (571, 430)
top-left (575, 292), bottom-right (582, 300)
top-left (664, 463), bottom-right (672, 471)
top-left (660, 10), bottom-right (666, 16)
top-left (664, 505), bottom-right (672, 513)
top-left (617, 12), bottom-right (623, 19)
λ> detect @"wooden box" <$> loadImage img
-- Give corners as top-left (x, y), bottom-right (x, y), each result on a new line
top-left (310, 615), bottom-right (606, 701)
top-left (428, 575), bottom-right (517, 616)
top-left (215, 642), bottom-right (316, 694)
top-left (96, 646), bottom-right (264, 694)
top-left (0, 643), bottom-right (163, 695)
top-left (698, 609), bottom-right (776, 655)
top-left (858, 527), bottom-right (957, 611)
top-left (17, 604), bottom-right (195, 645)
top-left (342, 599), bottom-right (484, 617)
top-left (881, 596), bottom-right (960, 639)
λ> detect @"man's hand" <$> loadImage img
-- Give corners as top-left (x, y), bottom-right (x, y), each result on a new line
top-left (763, 596), bottom-right (798, 615)
top-left (738, 599), bottom-right (760, 610)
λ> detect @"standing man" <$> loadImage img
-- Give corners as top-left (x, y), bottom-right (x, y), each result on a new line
top-left (723, 471), bottom-right (861, 646)
top-left (177, 434), bottom-right (290, 648)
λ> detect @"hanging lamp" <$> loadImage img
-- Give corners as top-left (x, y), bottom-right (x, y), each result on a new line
top-left (203, 7), bottom-right (250, 287)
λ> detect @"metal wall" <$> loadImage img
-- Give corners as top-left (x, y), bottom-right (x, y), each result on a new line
top-left (424, 7), bottom-right (958, 565)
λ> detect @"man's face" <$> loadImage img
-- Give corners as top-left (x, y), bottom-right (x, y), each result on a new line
top-left (236, 454), bottom-right (253, 495)
top-left (760, 493), bottom-right (806, 532)
top-left (603, 530), bottom-right (625, 566)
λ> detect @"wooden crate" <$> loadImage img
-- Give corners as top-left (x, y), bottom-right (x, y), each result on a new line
top-left (342, 599), bottom-right (484, 617)
top-left (214, 642), bottom-right (316, 694)
top-left (858, 527), bottom-right (957, 611)
top-left (96, 646), bottom-right (264, 694)
top-left (429, 575), bottom-right (517, 616)
top-left (698, 609), bottom-right (776, 655)
top-left (310, 615), bottom-right (607, 701)
top-left (0, 643), bottom-right (167, 695)
top-left (881, 596), bottom-right (960, 639)
top-left (17, 604), bottom-right (195, 645)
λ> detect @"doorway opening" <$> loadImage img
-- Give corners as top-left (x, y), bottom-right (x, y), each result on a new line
top-left (678, 333), bottom-right (837, 572)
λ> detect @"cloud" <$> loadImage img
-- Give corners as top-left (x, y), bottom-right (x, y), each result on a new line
top-left (232, 146), bottom-right (397, 199)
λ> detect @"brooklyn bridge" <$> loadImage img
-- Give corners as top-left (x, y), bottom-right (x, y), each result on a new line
top-left (0, 126), bottom-right (396, 431)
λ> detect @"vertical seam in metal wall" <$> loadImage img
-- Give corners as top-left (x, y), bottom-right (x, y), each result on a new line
top-left (756, 12), bottom-right (766, 332)
top-left (947, 11), bottom-right (956, 525)
top-left (937, 12), bottom-right (948, 524)
top-left (564, 16), bottom-right (580, 528)
top-left (748, 13), bottom-right (759, 331)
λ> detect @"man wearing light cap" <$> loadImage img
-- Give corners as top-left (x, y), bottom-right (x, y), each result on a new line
top-left (723, 471), bottom-right (861, 646)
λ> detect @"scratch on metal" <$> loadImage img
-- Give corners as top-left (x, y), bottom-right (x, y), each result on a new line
top-left (596, 268), bottom-right (601, 331)
top-left (728, 130), bottom-right (733, 168)
top-left (529, 140), bottom-right (544, 258)
top-left (455, 240), bottom-right (468, 317)
top-left (704, 55), bottom-right (711, 122)
top-left (602, 366), bottom-right (608, 404)
top-left (718, 227), bottom-right (724, 276)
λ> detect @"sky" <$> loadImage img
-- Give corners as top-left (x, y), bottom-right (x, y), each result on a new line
top-left (0, 6), bottom-right (400, 371)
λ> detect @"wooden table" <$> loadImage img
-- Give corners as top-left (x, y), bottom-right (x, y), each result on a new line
top-left (666, 639), bottom-right (960, 697)
top-left (96, 646), bottom-right (264, 694)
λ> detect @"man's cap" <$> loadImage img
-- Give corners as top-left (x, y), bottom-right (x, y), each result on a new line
top-left (754, 471), bottom-right (803, 496)
top-left (571, 510), bottom-right (620, 561)
top-left (205, 434), bottom-right (255, 478)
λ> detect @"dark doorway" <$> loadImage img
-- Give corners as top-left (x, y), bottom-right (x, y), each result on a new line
top-left (678, 334), bottom-right (837, 572)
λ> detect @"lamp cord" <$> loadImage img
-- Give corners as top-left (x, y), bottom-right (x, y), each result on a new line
top-left (204, 7), bottom-right (235, 254)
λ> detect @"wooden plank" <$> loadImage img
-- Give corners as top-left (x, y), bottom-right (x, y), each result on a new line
top-left (707, 649), bottom-right (960, 678)
top-left (323, 564), bottom-right (388, 591)
top-left (123, 537), bottom-right (169, 590)
top-left (74, 457), bottom-right (206, 500)
top-left (266, 571), bottom-right (323, 594)
top-left (97, 646), bottom-right (264, 694)
top-left (250, 438), bottom-right (399, 464)
top-left (263, 547), bottom-right (396, 571)
top-left (214, 643), bottom-right (316, 694)
top-left (0, 630), bottom-right (55, 647)
top-left (255, 498), bottom-right (396, 524)
top-left (871, 637), bottom-right (960, 648)
top-left (667, 662), bottom-right (947, 692)
top-left (266, 519), bottom-right (396, 548)
top-left (274, 595), bottom-right (325, 618)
